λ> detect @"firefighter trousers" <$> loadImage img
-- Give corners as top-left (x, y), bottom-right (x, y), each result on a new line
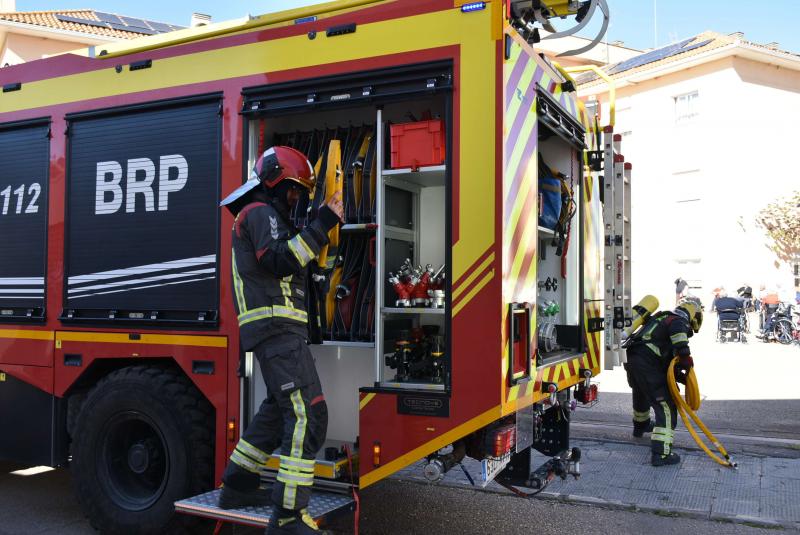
top-left (624, 348), bottom-right (678, 456)
top-left (223, 333), bottom-right (328, 511)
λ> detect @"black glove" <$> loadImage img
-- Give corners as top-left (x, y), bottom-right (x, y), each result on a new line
top-left (677, 355), bottom-right (694, 371)
top-left (673, 367), bottom-right (688, 385)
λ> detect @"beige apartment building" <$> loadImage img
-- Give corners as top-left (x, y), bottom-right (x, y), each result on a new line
top-left (578, 31), bottom-right (800, 308)
top-left (0, 0), bottom-right (187, 67)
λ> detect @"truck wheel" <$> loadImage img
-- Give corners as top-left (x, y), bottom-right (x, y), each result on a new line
top-left (70, 365), bottom-right (214, 534)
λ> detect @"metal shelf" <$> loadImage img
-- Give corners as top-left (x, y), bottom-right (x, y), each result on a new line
top-left (341, 223), bottom-right (377, 233)
top-left (321, 340), bottom-right (375, 348)
top-left (382, 307), bottom-right (446, 315)
top-left (378, 381), bottom-right (446, 391)
top-left (382, 165), bottom-right (446, 187)
top-left (385, 225), bottom-right (415, 241)
top-left (538, 225), bottom-right (556, 237)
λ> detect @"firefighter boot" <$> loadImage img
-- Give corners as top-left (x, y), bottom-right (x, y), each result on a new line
top-left (651, 452), bottom-right (681, 467)
top-left (266, 508), bottom-right (331, 535)
top-left (632, 419), bottom-right (654, 438)
top-left (218, 484), bottom-right (272, 510)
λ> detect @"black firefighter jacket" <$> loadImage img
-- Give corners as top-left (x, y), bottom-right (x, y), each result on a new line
top-left (231, 200), bottom-right (338, 351)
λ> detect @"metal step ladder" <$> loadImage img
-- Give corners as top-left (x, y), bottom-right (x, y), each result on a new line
top-left (175, 445), bottom-right (358, 530)
top-left (603, 128), bottom-right (632, 369)
top-left (175, 475), bottom-right (356, 530)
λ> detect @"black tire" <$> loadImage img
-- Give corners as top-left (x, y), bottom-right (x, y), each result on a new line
top-left (70, 365), bottom-right (214, 534)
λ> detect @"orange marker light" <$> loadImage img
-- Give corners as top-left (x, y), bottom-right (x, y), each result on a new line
top-left (227, 419), bottom-right (236, 441)
top-left (373, 442), bottom-right (381, 467)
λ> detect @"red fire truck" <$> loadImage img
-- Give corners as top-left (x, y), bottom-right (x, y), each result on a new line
top-left (0, 0), bottom-right (625, 532)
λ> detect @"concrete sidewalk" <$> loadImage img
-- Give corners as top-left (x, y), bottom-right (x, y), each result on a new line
top-left (392, 439), bottom-right (800, 530)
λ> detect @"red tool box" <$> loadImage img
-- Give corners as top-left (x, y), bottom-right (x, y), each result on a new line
top-left (390, 119), bottom-right (446, 169)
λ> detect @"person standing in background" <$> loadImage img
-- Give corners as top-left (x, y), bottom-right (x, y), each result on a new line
top-left (674, 277), bottom-right (688, 305)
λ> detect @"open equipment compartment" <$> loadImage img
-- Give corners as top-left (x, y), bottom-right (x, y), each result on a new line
top-left (535, 88), bottom-right (585, 363)
top-left (239, 62), bottom-right (452, 453)
top-left (377, 94), bottom-right (450, 391)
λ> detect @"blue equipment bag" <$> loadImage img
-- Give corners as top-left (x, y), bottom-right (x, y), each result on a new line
top-left (538, 155), bottom-right (562, 230)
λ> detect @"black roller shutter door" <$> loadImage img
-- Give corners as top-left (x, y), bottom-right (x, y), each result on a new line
top-left (0, 120), bottom-right (49, 323)
top-left (64, 97), bottom-right (221, 325)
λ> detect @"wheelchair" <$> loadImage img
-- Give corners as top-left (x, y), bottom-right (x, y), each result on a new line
top-left (716, 308), bottom-right (747, 343)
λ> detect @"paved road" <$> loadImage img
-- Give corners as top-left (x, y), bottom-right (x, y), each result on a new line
top-left (0, 464), bottom-right (779, 535)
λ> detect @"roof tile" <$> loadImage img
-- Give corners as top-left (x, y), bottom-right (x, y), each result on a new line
top-left (0, 9), bottom-right (181, 40)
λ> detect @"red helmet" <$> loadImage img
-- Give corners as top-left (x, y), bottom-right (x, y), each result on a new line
top-left (254, 146), bottom-right (315, 190)
top-left (220, 146), bottom-right (315, 215)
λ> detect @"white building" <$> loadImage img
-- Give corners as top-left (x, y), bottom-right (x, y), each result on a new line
top-left (578, 31), bottom-right (800, 307)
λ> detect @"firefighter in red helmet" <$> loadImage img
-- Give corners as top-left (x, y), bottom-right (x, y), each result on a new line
top-left (218, 146), bottom-right (342, 534)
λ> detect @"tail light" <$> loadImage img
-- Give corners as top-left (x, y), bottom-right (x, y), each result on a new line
top-left (490, 425), bottom-right (516, 457)
top-left (575, 384), bottom-right (598, 404)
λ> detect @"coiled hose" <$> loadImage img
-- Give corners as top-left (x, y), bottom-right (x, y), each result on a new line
top-left (667, 357), bottom-right (737, 468)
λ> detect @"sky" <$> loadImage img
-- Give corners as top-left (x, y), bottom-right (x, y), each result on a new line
top-left (15, 0), bottom-right (800, 55)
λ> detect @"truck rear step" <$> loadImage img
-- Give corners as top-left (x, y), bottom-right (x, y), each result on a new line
top-left (175, 488), bottom-right (355, 529)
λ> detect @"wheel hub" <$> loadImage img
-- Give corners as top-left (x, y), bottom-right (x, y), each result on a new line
top-left (100, 411), bottom-right (170, 511)
top-left (127, 442), bottom-right (150, 474)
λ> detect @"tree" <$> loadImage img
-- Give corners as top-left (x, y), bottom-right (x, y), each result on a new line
top-left (756, 191), bottom-right (800, 262)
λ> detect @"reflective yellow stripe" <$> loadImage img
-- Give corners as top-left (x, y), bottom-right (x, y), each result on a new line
top-left (633, 410), bottom-right (651, 422)
top-left (231, 249), bottom-right (247, 313)
top-left (277, 472), bottom-right (314, 486)
top-left (279, 455), bottom-right (315, 470)
top-left (236, 439), bottom-right (269, 463)
top-left (670, 332), bottom-right (688, 344)
top-left (281, 276), bottom-right (293, 308)
top-left (230, 449), bottom-right (262, 474)
top-left (287, 235), bottom-right (315, 267)
top-left (238, 305), bottom-right (307, 327)
top-left (296, 235), bottom-right (316, 263)
top-left (238, 306), bottom-right (273, 326)
top-left (283, 484), bottom-right (297, 510)
top-left (646, 343), bottom-right (661, 356)
top-left (289, 390), bottom-right (307, 460)
top-left (274, 306), bottom-right (307, 322)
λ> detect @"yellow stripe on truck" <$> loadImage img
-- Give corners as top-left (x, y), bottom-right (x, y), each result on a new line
top-left (55, 331), bottom-right (227, 348)
top-left (0, 329), bottom-right (54, 341)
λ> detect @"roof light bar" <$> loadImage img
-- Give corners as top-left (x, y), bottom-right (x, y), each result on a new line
top-left (460, 2), bottom-right (487, 13)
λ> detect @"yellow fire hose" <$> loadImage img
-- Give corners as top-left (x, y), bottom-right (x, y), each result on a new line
top-left (667, 358), bottom-right (737, 469)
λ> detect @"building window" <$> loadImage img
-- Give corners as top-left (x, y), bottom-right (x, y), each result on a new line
top-left (674, 91), bottom-right (699, 124)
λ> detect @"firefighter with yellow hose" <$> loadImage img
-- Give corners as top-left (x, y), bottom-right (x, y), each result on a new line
top-left (624, 300), bottom-right (702, 466)
top-left (219, 146), bottom-right (343, 534)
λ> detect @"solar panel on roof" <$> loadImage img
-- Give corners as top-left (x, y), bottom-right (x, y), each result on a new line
top-left (56, 14), bottom-right (122, 32)
top-left (107, 21), bottom-right (157, 35)
top-left (606, 38), bottom-right (694, 75)
top-left (94, 11), bottom-right (123, 24)
top-left (120, 16), bottom-right (149, 29)
top-left (148, 21), bottom-right (173, 33)
top-left (578, 37), bottom-right (715, 85)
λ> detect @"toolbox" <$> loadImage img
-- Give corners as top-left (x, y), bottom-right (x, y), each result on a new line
top-left (390, 119), bottom-right (446, 169)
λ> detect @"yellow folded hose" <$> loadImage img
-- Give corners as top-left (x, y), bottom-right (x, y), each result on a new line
top-left (667, 358), bottom-right (737, 468)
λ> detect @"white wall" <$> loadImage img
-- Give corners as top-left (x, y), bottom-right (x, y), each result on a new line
top-left (592, 55), bottom-right (798, 309)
